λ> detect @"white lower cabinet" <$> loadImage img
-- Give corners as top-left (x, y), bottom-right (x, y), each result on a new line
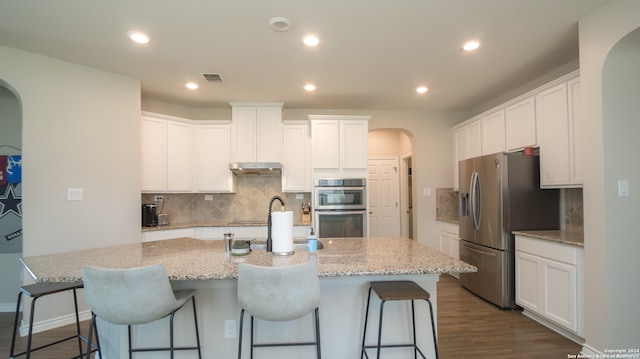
top-left (438, 221), bottom-right (460, 278)
top-left (515, 235), bottom-right (583, 338)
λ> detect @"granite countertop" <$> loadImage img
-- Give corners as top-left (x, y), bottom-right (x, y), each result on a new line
top-left (142, 221), bottom-right (310, 232)
top-left (512, 230), bottom-right (584, 247)
top-left (21, 237), bottom-right (477, 283)
top-left (436, 217), bottom-right (459, 224)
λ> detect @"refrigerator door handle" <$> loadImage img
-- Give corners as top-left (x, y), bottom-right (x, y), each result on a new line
top-left (470, 171), bottom-right (482, 230)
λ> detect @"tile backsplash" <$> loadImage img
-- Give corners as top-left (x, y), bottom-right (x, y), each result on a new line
top-left (435, 187), bottom-right (584, 232)
top-left (142, 176), bottom-right (311, 225)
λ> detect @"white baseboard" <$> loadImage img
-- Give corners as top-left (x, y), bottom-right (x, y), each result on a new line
top-left (521, 309), bottom-right (584, 345)
top-left (0, 302), bottom-right (18, 312)
top-left (17, 309), bottom-right (92, 336)
top-left (581, 344), bottom-right (605, 357)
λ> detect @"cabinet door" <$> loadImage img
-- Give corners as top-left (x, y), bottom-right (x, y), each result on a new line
top-left (568, 78), bottom-right (583, 185)
top-left (282, 123), bottom-right (310, 192)
top-left (481, 110), bottom-right (506, 155)
top-left (341, 120), bottom-right (368, 169)
top-left (455, 126), bottom-right (470, 161)
top-left (166, 121), bottom-right (192, 191)
top-left (312, 119), bottom-right (340, 169)
top-left (141, 116), bottom-right (166, 192)
top-left (468, 121), bottom-right (482, 158)
top-left (196, 124), bottom-right (234, 192)
top-left (233, 107), bottom-right (258, 162)
top-left (542, 258), bottom-right (578, 332)
top-left (537, 83), bottom-right (570, 187)
top-left (515, 251), bottom-right (542, 312)
top-left (256, 107), bottom-right (281, 162)
top-left (439, 232), bottom-right (451, 256)
top-left (505, 97), bottom-right (536, 151)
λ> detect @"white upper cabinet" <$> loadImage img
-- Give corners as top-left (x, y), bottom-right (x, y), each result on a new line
top-left (141, 115), bottom-right (167, 192)
top-left (141, 114), bottom-right (192, 192)
top-left (166, 121), bottom-right (192, 191)
top-left (310, 115), bottom-right (370, 172)
top-left (231, 103), bottom-right (283, 163)
top-left (195, 124), bottom-right (234, 193)
top-left (481, 110), bottom-right (506, 155)
top-left (453, 120), bottom-right (481, 190)
top-left (505, 96), bottom-right (536, 151)
top-left (141, 112), bottom-right (234, 193)
top-left (282, 122), bottom-right (311, 192)
top-left (536, 74), bottom-right (582, 188)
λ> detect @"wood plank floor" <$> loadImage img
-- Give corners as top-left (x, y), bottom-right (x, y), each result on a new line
top-left (0, 275), bottom-right (582, 358)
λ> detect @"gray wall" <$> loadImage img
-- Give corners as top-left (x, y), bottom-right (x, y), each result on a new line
top-left (0, 45), bottom-right (142, 321)
top-left (579, 0), bottom-right (640, 353)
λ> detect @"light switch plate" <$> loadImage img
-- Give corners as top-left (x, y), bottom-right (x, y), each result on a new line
top-left (67, 188), bottom-right (83, 201)
top-left (423, 188), bottom-right (432, 196)
top-left (618, 180), bottom-right (629, 197)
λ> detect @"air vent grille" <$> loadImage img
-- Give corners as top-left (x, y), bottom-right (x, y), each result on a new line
top-left (202, 73), bottom-right (223, 82)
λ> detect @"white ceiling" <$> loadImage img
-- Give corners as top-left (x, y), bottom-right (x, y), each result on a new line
top-left (0, 0), bottom-right (609, 111)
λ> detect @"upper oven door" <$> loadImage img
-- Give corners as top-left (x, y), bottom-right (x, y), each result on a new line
top-left (315, 186), bottom-right (366, 210)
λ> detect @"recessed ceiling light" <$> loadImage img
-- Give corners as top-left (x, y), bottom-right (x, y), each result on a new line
top-left (416, 86), bottom-right (428, 94)
top-left (269, 17), bottom-right (291, 31)
top-left (463, 40), bottom-right (480, 51)
top-left (186, 83), bottom-right (198, 90)
top-left (304, 84), bottom-right (316, 91)
top-left (303, 35), bottom-right (320, 47)
top-left (128, 31), bottom-right (150, 44)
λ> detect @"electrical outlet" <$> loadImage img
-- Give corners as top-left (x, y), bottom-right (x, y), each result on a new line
top-left (154, 195), bottom-right (164, 201)
top-left (224, 320), bottom-right (236, 339)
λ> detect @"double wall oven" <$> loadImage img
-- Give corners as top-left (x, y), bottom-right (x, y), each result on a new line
top-left (314, 178), bottom-right (367, 238)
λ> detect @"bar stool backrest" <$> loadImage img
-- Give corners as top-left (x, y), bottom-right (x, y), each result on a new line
top-left (82, 264), bottom-right (178, 325)
top-left (238, 261), bottom-right (320, 322)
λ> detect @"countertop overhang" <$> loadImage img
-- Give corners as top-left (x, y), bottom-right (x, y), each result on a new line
top-left (21, 237), bottom-right (477, 283)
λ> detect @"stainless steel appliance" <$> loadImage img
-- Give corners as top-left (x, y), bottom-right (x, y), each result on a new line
top-left (458, 152), bottom-right (559, 309)
top-left (314, 178), bottom-right (367, 238)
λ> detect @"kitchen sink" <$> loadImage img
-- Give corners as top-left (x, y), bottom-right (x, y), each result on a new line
top-left (249, 241), bottom-right (324, 251)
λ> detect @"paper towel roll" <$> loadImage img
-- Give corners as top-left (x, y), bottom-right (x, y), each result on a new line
top-left (272, 211), bottom-right (293, 254)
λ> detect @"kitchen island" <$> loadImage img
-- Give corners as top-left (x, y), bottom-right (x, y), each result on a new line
top-left (22, 237), bottom-right (475, 359)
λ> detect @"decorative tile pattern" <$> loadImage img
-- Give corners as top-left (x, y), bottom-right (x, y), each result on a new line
top-left (142, 177), bottom-right (311, 225)
top-left (434, 187), bottom-right (584, 233)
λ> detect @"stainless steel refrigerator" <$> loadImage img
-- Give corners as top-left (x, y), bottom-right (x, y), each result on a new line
top-left (458, 152), bottom-right (559, 309)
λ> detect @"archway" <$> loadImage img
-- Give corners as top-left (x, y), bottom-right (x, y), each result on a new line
top-left (598, 25), bottom-right (640, 348)
top-left (367, 129), bottom-right (414, 238)
top-left (0, 82), bottom-right (23, 310)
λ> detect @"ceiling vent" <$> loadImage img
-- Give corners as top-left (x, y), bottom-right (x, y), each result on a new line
top-left (202, 73), bottom-right (223, 82)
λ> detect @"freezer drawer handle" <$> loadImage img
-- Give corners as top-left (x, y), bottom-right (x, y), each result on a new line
top-left (463, 245), bottom-right (497, 258)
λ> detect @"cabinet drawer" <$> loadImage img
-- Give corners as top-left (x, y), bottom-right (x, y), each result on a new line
top-left (515, 235), bottom-right (578, 265)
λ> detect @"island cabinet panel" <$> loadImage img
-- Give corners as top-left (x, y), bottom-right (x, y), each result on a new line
top-left (505, 96), bottom-right (536, 151)
top-left (231, 102), bottom-right (283, 163)
top-left (515, 235), bottom-right (583, 337)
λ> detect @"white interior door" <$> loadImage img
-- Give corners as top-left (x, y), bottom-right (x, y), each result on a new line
top-left (368, 157), bottom-right (400, 237)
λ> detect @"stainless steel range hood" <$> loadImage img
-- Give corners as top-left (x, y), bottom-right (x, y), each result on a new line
top-left (229, 162), bottom-right (282, 176)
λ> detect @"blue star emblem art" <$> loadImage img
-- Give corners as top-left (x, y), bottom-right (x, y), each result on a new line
top-left (0, 184), bottom-right (22, 218)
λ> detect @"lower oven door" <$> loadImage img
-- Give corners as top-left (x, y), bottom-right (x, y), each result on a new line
top-left (315, 210), bottom-right (367, 238)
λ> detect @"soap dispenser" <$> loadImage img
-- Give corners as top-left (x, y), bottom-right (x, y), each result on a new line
top-left (307, 227), bottom-right (318, 252)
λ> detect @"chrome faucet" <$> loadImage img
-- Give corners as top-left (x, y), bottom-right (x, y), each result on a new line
top-left (267, 195), bottom-right (285, 252)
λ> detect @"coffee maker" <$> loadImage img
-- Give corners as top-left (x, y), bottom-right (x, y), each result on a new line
top-left (142, 203), bottom-right (158, 227)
